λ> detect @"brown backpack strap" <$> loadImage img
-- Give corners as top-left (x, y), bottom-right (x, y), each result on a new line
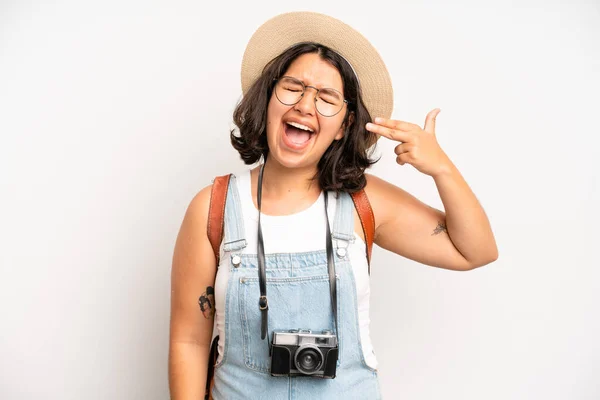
top-left (205, 174), bottom-right (231, 400)
top-left (207, 174), bottom-right (232, 264)
top-left (350, 189), bottom-right (375, 272)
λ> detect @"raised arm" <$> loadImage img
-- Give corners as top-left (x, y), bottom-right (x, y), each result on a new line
top-left (169, 185), bottom-right (217, 399)
top-left (365, 110), bottom-right (498, 271)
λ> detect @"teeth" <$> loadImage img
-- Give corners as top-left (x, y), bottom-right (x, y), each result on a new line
top-left (287, 121), bottom-right (314, 133)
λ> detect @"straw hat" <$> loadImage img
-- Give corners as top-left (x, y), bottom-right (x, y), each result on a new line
top-left (241, 11), bottom-right (393, 120)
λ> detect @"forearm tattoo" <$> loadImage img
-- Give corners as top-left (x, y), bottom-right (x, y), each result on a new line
top-left (432, 221), bottom-right (448, 236)
top-left (198, 286), bottom-right (215, 319)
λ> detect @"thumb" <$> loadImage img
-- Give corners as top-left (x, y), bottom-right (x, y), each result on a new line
top-left (424, 108), bottom-right (441, 134)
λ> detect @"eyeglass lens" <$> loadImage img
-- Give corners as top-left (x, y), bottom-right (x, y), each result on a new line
top-left (275, 77), bottom-right (344, 117)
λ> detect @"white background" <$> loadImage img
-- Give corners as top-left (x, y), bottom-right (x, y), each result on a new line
top-left (1, 0), bottom-right (599, 399)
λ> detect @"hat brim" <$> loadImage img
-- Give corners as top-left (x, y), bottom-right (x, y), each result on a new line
top-left (241, 11), bottom-right (393, 122)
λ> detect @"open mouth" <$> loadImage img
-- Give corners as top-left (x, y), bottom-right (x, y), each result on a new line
top-left (284, 121), bottom-right (315, 145)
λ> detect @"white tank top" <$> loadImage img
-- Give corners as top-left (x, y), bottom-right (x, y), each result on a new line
top-left (213, 169), bottom-right (377, 369)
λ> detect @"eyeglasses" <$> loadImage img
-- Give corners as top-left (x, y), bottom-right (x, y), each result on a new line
top-left (273, 76), bottom-right (348, 117)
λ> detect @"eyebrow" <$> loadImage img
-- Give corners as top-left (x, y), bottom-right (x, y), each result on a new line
top-left (285, 75), bottom-right (343, 92)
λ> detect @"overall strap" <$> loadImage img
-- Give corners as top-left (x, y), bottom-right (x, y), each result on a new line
top-left (332, 192), bottom-right (356, 243)
top-left (331, 191), bottom-right (355, 270)
top-left (222, 175), bottom-right (248, 253)
top-left (350, 189), bottom-right (375, 271)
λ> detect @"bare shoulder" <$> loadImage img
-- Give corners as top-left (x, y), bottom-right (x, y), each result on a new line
top-left (364, 173), bottom-right (401, 196)
top-left (364, 172), bottom-right (415, 198)
top-left (363, 173), bottom-right (434, 232)
top-left (183, 184), bottom-right (213, 230)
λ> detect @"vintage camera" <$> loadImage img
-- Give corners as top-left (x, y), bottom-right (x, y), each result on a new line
top-left (270, 329), bottom-right (338, 378)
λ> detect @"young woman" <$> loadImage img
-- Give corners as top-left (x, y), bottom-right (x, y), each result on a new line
top-left (169, 12), bottom-right (498, 400)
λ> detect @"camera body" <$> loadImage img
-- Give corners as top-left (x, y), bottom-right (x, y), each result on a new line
top-left (270, 329), bottom-right (338, 378)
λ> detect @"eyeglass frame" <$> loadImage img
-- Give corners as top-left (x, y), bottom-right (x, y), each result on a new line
top-left (272, 76), bottom-right (349, 117)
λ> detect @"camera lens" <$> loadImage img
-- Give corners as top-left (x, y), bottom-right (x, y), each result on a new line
top-left (294, 345), bottom-right (323, 375)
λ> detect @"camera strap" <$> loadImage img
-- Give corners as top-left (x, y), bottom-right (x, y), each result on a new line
top-left (257, 163), bottom-right (339, 344)
top-left (256, 163), bottom-right (269, 340)
top-left (323, 188), bottom-right (340, 345)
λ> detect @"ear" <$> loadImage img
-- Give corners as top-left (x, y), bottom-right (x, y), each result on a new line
top-left (334, 111), bottom-right (355, 140)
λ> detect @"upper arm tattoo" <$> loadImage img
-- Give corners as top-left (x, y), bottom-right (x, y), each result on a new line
top-left (198, 286), bottom-right (215, 319)
top-left (432, 221), bottom-right (448, 236)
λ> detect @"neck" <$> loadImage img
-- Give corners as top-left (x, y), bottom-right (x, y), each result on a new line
top-left (260, 156), bottom-right (320, 199)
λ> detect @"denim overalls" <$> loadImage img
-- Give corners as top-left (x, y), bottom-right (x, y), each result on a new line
top-left (211, 175), bottom-right (382, 399)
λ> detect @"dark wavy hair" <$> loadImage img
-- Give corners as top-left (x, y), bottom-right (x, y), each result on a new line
top-left (230, 42), bottom-right (378, 192)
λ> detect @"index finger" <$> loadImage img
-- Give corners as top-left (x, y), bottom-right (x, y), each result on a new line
top-left (365, 122), bottom-right (412, 142)
top-left (374, 117), bottom-right (417, 132)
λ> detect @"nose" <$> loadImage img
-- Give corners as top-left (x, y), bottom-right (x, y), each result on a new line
top-left (293, 86), bottom-right (318, 116)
